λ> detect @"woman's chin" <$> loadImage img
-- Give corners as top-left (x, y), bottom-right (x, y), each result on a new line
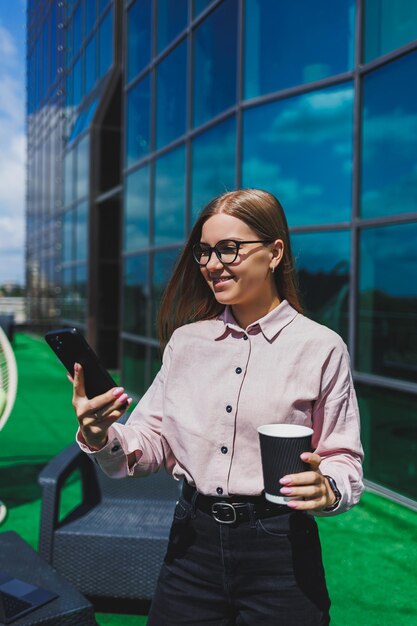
top-left (213, 291), bottom-right (235, 305)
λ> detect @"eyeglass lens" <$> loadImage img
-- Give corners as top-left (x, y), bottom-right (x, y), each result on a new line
top-left (194, 241), bottom-right (238, 265)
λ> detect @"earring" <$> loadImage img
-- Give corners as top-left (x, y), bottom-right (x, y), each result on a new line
top-left (271, 266), bottom-right (275, 274)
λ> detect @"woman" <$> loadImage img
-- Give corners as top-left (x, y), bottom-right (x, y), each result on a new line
top-left (73, 189), bottom-right (363, 625)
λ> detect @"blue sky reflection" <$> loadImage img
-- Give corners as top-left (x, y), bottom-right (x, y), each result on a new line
top-left (242, 83), bottom-right (354, 227)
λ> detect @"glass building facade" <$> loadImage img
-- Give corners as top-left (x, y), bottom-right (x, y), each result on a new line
top-left (26, 0), bottom-right (417, 508)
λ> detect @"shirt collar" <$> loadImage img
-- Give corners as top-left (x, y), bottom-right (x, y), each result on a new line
top-left (215, 300), bottom-right (298, 341)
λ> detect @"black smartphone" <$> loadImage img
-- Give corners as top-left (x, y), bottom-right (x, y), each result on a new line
top-left (45, 328), bottom-right (120, 400)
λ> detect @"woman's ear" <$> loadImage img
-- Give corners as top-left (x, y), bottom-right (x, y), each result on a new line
top-left (271, 239), bottom-right (284, 268)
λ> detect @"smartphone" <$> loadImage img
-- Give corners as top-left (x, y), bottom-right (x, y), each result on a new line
top-left (45, 328), bottom-right (122, 401)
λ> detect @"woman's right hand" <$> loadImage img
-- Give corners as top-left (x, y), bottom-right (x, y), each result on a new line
top-left (69, 363), bottom-right (132, 451)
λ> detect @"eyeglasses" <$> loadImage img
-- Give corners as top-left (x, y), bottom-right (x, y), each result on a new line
top-left (192, 239), bottom-right (274, 266)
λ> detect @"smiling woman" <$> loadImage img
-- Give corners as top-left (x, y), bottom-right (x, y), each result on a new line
top-left (72, 188), bottom-right (363, 625)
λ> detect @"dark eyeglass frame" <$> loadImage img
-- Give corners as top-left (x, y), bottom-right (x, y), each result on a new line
top-left (192, 239), bottom-right (274, 266)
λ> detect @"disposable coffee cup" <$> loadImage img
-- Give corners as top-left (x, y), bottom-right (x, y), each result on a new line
top-left (257, 424), bottom-right (313, 505)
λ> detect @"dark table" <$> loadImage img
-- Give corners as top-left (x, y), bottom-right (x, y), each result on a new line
top-left (0, 531), bottom-right (96, 625)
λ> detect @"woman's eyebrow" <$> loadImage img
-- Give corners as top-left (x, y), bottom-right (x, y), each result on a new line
top-left (199, 238), bottom-right (245, 243)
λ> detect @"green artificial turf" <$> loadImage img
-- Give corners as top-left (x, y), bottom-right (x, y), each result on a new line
top-left (1, 333), bottom-right (416, 625)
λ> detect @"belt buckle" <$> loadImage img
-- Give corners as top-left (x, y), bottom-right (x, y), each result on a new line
top-left (211, 502), bottom-right (237, 524)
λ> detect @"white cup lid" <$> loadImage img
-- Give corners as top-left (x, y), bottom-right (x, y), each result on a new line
top-left (257, 424), bottom-right (313, 438)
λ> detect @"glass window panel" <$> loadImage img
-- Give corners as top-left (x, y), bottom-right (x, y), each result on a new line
top-left (126, 75), bottom-right (151, 166)
top-left (73, 54), bottom-right (84, 107)
top-left (34, 39), bottom-right (40, 105)
top-left (122, 340), bottom-right (147, 397)
top-left (66, 16), bottom-right (73, 66)
top-left (127, 0), bottom-right (152, 82)
top-left (68, 97), bottom-right (99, 143)
top-left (152, 249), bottom-right (180, 336)
top-left (156, 41), bottom-right (187, 148)
top-left (357, 223), bottom-right (417, 382)
top-left (193, 0), bottom-right (237, 127)
top-left (191, 116), bottom-right (236, 221)
top-left (46, 138), bottom-right (53, 210)
top-left (85, 0), bottom-right (97, 34)
top-left (68, 96), bottom-right (99, 144)
top-left (357, 383), bottom-right (417, 501)
top-left (50, 3), bottom-right (57, 83)
top-left (64, 0), bottom-right (77, 19)
top-left (75, 201), bottom-right (88, 262)
top-left (85, 34), bottom-right (97, 94)
top-left (62, 209), bottom-right (74, 262)
top-left (76, 134), bottom-right (90, 199)
top-left (154, 146), bottom-right (186, 245)
top-left (98, 7), bottom-right (113, 78)
top-left (242, 83), bottom-right (354, 227)
top-left (64, 149), bottom-right (74, 206)
top-left (193, 0), bottom-right (213, 16)
top-left (124, 165), bottom-right (150, 251)
top-left (361, 51), bottom-right (417, 219)
top-left (61, 267), bottom-right (74, 319)
top-left (99, 0), bottom-right (109, 14)
top-left (73, 3), bottom-right (83, 57)
top-left (244, 0), bottom-right (355, 99)
top-left (157, 0), bottom-right (187, 53)
top-left (123, 255), bottom-right (149, 336)
top-left (364, 0), bottom-right (417, 62)
top-left (292, 230), bottom-right (350, 341)
top-left (74, 264), bottom-right (87, 322)
top-left (42, 19), bottom-right (49, 99)
top-left (66, 71), bottom-right (73, 108)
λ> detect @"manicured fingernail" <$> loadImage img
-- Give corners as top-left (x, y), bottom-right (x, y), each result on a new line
top-left (300, 453), bottom-right (309, 461)
top-left (112, 387), bottom-right (124, 396)
top-left (279, 477), bottom-right (291, 485)
top-left (127, 397), bottom-right (133, 404)
top-left (117, 393), bottom-right (128, 404)
top-left (74, 363), bottom-right (80, 372)
top-left (280, 487), bottom-right (292, 495)
top-left (287, 501), bottom-right (298, 509)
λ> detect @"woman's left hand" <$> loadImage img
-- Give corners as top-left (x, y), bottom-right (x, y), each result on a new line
top-left (279, 452), bottom-right (336, 511)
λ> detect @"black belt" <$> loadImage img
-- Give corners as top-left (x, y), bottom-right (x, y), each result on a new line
top-left (182, 482), bottom-right (289, 524)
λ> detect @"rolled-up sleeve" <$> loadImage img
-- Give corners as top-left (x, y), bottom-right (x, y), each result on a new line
top-left (311, 341), bottom-right (364, 516)
top-left (76, 336), bottom-right (174, 478)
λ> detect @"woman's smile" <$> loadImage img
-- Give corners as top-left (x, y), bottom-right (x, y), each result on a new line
top-left (211, 275), bottom-right (234, 288)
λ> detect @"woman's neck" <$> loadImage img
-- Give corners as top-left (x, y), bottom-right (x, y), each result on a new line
top-left (231, 294), bottom-right (281, 329)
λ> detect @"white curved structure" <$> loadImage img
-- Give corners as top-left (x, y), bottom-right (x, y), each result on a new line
top-left (0, 325), bottom-right (18, 431)
top-left (0, 325), bottom-right (18, 524)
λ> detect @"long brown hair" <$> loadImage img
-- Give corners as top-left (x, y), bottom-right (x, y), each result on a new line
top-left (157, 189), bottom-right (302, 347)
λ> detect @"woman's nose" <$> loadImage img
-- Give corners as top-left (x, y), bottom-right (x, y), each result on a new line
top-left (206, 250), bottom-right (223, 270)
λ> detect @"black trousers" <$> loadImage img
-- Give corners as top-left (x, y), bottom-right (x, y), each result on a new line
top-left (147, 494), bottom-right (331, 625)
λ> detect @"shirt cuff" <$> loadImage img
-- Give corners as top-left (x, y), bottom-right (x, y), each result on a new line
top-left (76, 426), bottom-right (130, 478)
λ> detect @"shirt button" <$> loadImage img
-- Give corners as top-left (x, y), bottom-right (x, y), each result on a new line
top-left (217, 487), bottom-right (223, 495)
top-left (243, 334), bottom-right (248, 340)
top-left (111, 444), bottom-right (120, 453)
top-left (235, 367), bottom-right (242, 374)
top-left (226, 405), bottom-right (232, 413)
top-left (221, 446), bottom-right (228, 454)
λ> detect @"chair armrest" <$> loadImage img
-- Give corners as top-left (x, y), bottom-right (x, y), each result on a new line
top-left (38, 443), bottom-right (85, 487)
top-left (38, 443), bottom-right (100, 563)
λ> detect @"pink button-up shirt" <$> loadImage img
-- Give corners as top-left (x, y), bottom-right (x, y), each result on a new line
top-left (78, 300), bottom-right (364, 515)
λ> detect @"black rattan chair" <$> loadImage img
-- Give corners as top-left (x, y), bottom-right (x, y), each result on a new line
top-left (38, 443), bottom-right (179, 603)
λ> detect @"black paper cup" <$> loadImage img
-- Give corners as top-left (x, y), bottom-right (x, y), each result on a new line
top-left (257, 424), bottom-right (313, 504)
